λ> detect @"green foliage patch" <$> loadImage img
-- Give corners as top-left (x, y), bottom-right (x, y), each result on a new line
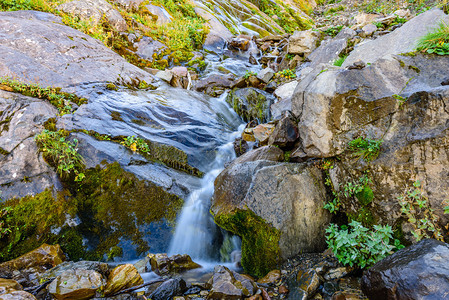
top-left (326, 220), bottom-right (404, 268)
top-left (348, 137), bottom-right (382, 162)
top-left (417, 21), bottom-right (449, 55)
top-left (35, 129), bottom-right (86, 182)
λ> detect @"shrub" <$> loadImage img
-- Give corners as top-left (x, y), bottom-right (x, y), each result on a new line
top-left (348, 137), bottom-right (382, 162)
top-left (243, 71), bottom-right (257, 79)
top-left (35, 130), bottom-right (85, 181)
top-left (398, 180), bottom-right (444, 242)
top-left (417, 21), bottom-right (449, 55)
top-left (326, 220), bottom-right (403, 268)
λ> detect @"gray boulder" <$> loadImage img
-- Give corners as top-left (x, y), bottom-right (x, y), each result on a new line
top-left (288, 30), bottom-right (320, 56)
top-left (208, 265), bottom-right (257, 299)
top-left (0, 90), bottom-right (60, 199)
top-left (58, 0), bottom-right (127, 32)
top-left (343, 8), bottom-right (449, 67)
top-left (134, 36), bottom-right (167, 61)
top-left (226, 87), bottom-right (274, 123)
top-left (145, 4), bottom-right (172, 25)
top-left (0, 10), bottom-right (152, 89)
top-left (212, 161), bottom-right (330, 276)
top-left (362, 239), bottom-right (449, 299)
top-left (194, 7), bottom-right (232, 52)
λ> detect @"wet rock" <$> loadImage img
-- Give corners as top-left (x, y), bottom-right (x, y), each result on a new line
top-left (253, 123), bottom-right (275, 145)
top-left (359, 24), bottom-right (377, 38)
top-left (362, 239), bottom-right (449, 299)
top-left (0, 10), bottom-right (152, 89)
top-left (232, 146), bottom-right (284, 165)
top-left (104, 264), bottom-right (143, 296)
top-left (229, 36), bottom-right (251, 51)
top-left (41, 261), bottom-right (110, 280)
top-left (58, 0), bottom-right (127, 32)
top-left (134, 36), bottom-right (167, 61)
top-left (233, 138), bottom-right (249, 157)
top-left (48, 269), bottom-right (105, 300)
top-left (145, 4), bottom-right (172, 25)
top-left (324, 267), bottom-right (351, 281)
top-left (0, 291), bottom-right (37, 300)
top-left (297, 269), bottom-right (321, 296)
top-left (149, 253), bottom-right (201, 276)
top-left (242, 128), bottom-right (256, 142)
top-left (0, 244), bottom-right (65, 278)
top-left (247, 76), bottom-right (263, 89)
top-left (170, 66), bottom-right (190, 89)
top-left (226, 88), bottom-right (274, 123)
top-left (0, 279), bottom-right (22, 294)
top-left (0, 91), bottom-right (60, 200)
top-left (288, 30), bottom-right (320, 56)
top-left (212, 162), bottom-right (330, 276)
top-left (268, 114), bottom-right (299, 148)
top-left (194, 74), bottom-right (234, 96)
top-left (343, 8), bottom-right (449, 67)
top-left (273, 81), bottom-right (298, 102)
top-left (257, 68), bottom-right (275, 83)
top-left (148, 278), bottom-right (186, 300)
top-left (133, 256), bottom-right (151, 274)
top-left (257, 270), bottom-right (281, 284)
top-left (194, 7), bottom-right (233, 52)
top-left (208, 265), bottom-right (257, 299)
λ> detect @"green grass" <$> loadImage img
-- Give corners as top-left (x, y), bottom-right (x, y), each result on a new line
top-left (417, 21), bottom-right (449, 55)
top-left (333, 55), bottom-right (347, 67)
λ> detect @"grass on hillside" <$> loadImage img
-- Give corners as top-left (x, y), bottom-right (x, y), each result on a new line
top-left (417, 21), bottom-right (449, 55)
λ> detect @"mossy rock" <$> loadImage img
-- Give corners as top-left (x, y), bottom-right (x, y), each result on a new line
top-left (214, 209), bottom-right (280, 278)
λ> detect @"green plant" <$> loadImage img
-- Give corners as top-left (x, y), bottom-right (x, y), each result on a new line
top-left (323, 25), bottom-right (343, 37)
top-left (398, 180), bottom-right (444, 242)
top-left (121, 135), bottom-right (150, 153)
top-left (243, 71), bottom-right (257, 79)
top-left (348, 137), bottom-right (383, 162)
top-left (0, 77), bottom-right (86, 115)
top-left (35, 130), bottom-right (85, 181)
top-left (333, 55), bottom-right (347, 67)
top-left (417, 21), bottom-right (449, 55)
top-left (0, 207), bottom-right (11, 239)
top-left (326, 220), bottom-right (403, 268)
top-left (275, 69), bottom-right (296, 80)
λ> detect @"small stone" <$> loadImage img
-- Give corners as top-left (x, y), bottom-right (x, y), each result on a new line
top-left (324, 267), bottom-right (350, 280)
top-left (347, 60), bottom-right (366, 70)
top-left (0, 278), bottom-right (22, 294)
top-left (253, 123), bottom-right (275, 145)
top-left (229, 37), bottom-right (250, 51)
top-left (242, 128), bottom-right (256, 142)
top-left (360, 24), bottom-right (377, 38)
top-left (155, 70), bottom-right (173, 83)
top-left (297, 269), bottom-right (321, 295)
top-left (104, 264), bottom-right (143, 296)
top-left (0, 290), bottom-right (37, 299)
top-left (149, 278), bottom-right (187, 300)
top-left (278, 285), bottom-right (289, 294)
top-left (257, 269), bottom-right (281, 284)
top-left (257, 68), bottom-right (275, 84)
top-left (248, 294), bottom-right (263, 300)
top-left (273, 81), bottom-right (298, 102)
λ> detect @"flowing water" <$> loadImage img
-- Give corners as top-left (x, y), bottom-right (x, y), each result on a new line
top-left (168, 94), bottom-right (245, 263)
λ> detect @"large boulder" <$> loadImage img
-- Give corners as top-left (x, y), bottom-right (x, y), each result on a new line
top-left (0, 90), bottom-right (59, 199)
top-left (361, 239), bottom-right (449, 299)
top-left (148, 278), bottom-right (186, 300)
top-left (104, 264), bottom-right (143, 296)
top-left (212, 161), bottom-right (330, 277)
top-left (291, 53), bottom-right (449, 229)
top-left (148, 253), bottom-right (201, 276)
top-left (226, 88), bottom-right (275, 123)
top-left (194, 7), bottom-right (233, 52)
top-left (0, 10), bottom-right (152, 89)
top-left (343, 8), bottom-right (449, 67)
top-left (57, 0), bottom-right (127, 32)
top-left (288, 30), bottom-right (320, 56)
top-left (48, 269), bottom-right (105, 300)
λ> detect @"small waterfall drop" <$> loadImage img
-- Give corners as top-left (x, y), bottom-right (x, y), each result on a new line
top-left (168, 95), bottom-right (244, 262)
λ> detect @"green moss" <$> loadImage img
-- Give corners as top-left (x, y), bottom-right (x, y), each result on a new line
top-left (214, 209), bottom-right (280, 278)
top-left (0, 147), bottom-right (9, 156)
top-left (355, 185), bottom-right (374, 206)
top-left (43, 118), bottom-right (57, 131)
top-left (106, 83), bottom-right (118, 91)
top-left (408, 65), bottom-right (421, 73)
top-left (110, 111), bottom-right (123, 122)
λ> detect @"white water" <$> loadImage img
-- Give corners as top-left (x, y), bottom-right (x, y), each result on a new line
top-left (168, 94), bottom-right (244, 262)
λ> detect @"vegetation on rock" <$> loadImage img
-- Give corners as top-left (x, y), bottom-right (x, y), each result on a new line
top-left (348, 137), bottom-right (382, 162)
top-left (417, 21), bottom-right (449, 55)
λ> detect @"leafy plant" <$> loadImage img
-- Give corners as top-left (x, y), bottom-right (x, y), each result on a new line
top-left (35, 130), bottom-right (85, 181)
top-left (348, 137), bottom-right (383, 162)
top-left (121, 135), bottom-right (150, 153)
top-left (326, 220), bottom-right (403, 268)
top-left (398, 180), bottom-right (444, 242)
top-left (0, 207), bottom-right (11, 239)
top-left (417, 21), bottom-right (449, 55)
top-left (323, 25), bottom-right (343, 37)
top-left (275, 69), bottom-right (296, 80)
top-left (333, 55), bottom-right (347, 67)
top-left (243, 71), bottom-right (257, 79)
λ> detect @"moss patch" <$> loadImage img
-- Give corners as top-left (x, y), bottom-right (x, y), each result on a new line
top-left (0, 162), bottom-right (183, 262)
top-left (214, 209), bottom-right (280, 278)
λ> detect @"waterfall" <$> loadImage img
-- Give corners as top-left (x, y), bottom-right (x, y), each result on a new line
top-left (168, 94), bottom-right (244, 262)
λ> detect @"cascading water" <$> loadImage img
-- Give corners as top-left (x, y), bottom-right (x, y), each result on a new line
top-left (168, 94), bottom-right (244, 262)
